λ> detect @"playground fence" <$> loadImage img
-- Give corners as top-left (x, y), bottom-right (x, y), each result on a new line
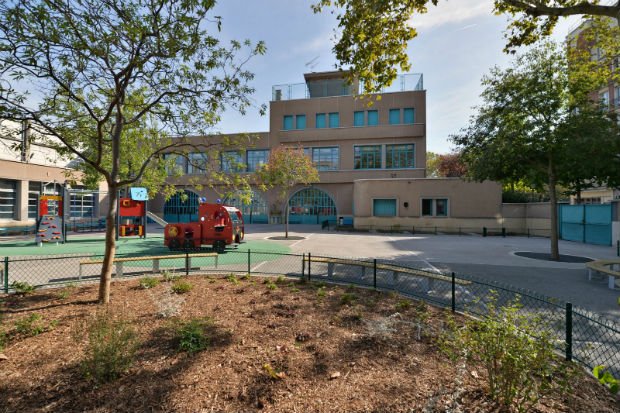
top-left (2, 249), bottom-right (619, 378)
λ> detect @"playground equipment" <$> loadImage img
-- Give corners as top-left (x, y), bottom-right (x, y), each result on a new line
top-left (116, 187), bottom-right (148, 239)
top-left (164, 199), bottom-right (244, 252)
top-left (36, 194), bottom-right (65, 245)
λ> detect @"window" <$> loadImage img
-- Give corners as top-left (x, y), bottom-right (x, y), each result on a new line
top-left (28, 181), bottom-right (41, 219)
top-left (421, 198), bottom-right (449, 217)
top-left (295, 114), bottom-right (306, 130)
top-left (389, 109), bottom-right (401, 125)
top-left (163, 153), bottom-right (186, 176)
top-left (328, 112), bottom-right (340, 128)
top-left (386, 144), bottom-right (415, 169)
top-left (246, 149), bottom-right (269, 172)
top-left (601, 91), bottom-right (610, 107)
top-left (367, 110), bottom-right (378, 126)
top-left (187, 152), bottom-right (208, 174)
top-left (311, 147), bottom-right (339, 171)
top-left (283, 115), bottom-right (293, 130)
top-left (353, 111), bottom-right (364, 127)
top-left (221, 151), bottom-right (244, 173)
top-left (70, 189), bottom-right (95, 218)
top-left (354, 145), bottom-right (382, 169)
top-left (404, 108), bottom-right (415, 124)
top-left (316, 113), bottom-right (326, 128)
top-left (373, 199), bottom-right (397, 217)
top-left (615, 87), bottom-right (620, 107)
top-left (0, 179), bottom-right (17, 219)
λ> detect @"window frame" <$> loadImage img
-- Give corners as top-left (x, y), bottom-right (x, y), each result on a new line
top-left (420, 198), bottom-right (449, 217)
top-left (187, 152), bottom-right (208, 175)
top-left (283, 115), bottom-right (294, 130)
top-left (354, 145), bottom-right (382, 170)
top-left (295, 114), bottom-right (306, 130)
top-left (403, 108), bottom-right (415, 124)
top-left (316, 113), bottom-right (326, 129)
top-left (328, 112), bottom-right (340, 128)
top-left (246, 149), bottom-right (270, 172)
top-left (386, 144), bottom-right (415, 169)
top-left (367, 110), bottom-right (378, 126)
top-left (389, 108), bottom-right (401, 125)
top-left (353, 111), bottom-right (364, 127)
top-left (372, 198), bottom-right (397, 217)
top-left (221, 150), bottom-right (245, 173)
top-left (311, 146), bottom-right (339, 171)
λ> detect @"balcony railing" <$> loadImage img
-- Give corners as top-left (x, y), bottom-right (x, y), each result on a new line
top-left (272, 73), bottom-right (424, 101)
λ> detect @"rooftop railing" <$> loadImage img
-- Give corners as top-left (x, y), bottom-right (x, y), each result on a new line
top-left (272, 73), bottom-right (423, 101)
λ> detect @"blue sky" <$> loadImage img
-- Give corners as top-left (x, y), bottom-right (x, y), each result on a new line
top-left (211, 0), bottom-right (582, 153)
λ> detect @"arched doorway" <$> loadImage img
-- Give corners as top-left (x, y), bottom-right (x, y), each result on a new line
top-left (224, 190), bottom-right (269, 224)
top-left (288, 187), bottom-right (337, 224)
top-left (163, 189), bottom-right (199, 223)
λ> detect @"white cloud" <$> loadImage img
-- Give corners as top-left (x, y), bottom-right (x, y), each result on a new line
top-left (408, 0), bottom-right (493, 31)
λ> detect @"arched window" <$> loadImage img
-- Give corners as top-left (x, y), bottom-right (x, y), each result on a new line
top-left (288, 187), bottom-right (337, 224)
top-left (224, 190), bottom-right (269, 224)
top-left (163, 189), bottom-right (199, 223)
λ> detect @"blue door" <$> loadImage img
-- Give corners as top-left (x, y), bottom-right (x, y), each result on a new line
top-left (559, 204), bottom-right (612, 246)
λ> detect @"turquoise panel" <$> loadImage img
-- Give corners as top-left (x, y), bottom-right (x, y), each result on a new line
top-left (389, 109), bottom-right (400, 125)
top-left (404, 108), bottom-right (415, 124)
top-left (296, 114), bottom-right (306, 130)
top-left (283, 115), bottom-right (293, 130)
top-left (367, 110), bottom-right (378, 126)
top-left (373, 199), bottom-right (397, 217)
top-left (353, 111), bottom-right (364, 126)
top-left (328, 112), bottom-right (340, 128)
top-left (316, 113), bottom-right (326, 128)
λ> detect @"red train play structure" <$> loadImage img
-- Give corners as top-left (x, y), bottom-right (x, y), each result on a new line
top-left (164, 201), bottom-right (244, 252)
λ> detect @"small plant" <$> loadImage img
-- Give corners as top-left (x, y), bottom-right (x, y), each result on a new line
top-left (0, 329), bottom-right (7, 352)
top-left (290, 287), bottom-right (300, 293)
top-left (266, 281), bottom-right (277, 290)
top-left (171, 279), bottom-right (193, 294)
top-left (14, 313), bottom-right (56, 336)
top-left (79, 311), bottom-right (138, 383)
top-left (593, 365), bottom-right (619, 394)
top-left (56, 283), bottom-right (77, 300)
top-left (276, 275), bottom-right (286, 284)
top-left (263, 363), bottom-right (286, 380)
top-left (316, 286), bottom-right (327, 300)
top-left (162, 270), bottom-right (179, 282)
top-left (240, 274), bottom-right (251, 281)
top-left (395, 299), bottom-right (411, 311)
top-left (340, 292), bottom-right (357, 306)
top-left (10, 281), bottom-right (36, 295)
top-left (139, 276), bottom-right (160, 289)
top-left (175, 317), bottom-right (214, 354)
top-left (225, 274), bottom-right (240, 285)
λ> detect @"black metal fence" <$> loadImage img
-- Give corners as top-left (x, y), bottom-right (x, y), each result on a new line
top-left (2, 249), bottom-right (619, 377)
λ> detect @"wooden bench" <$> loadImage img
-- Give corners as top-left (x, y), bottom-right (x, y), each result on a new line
top-left (586, 260), bottom-right (620, 289)
top-left (79, 252), bottom-right (218, 279)
top-left (303, 256), bottom-right (471, 286)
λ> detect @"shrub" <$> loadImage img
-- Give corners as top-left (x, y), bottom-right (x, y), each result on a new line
top-left (266, 281), bottom-right (277, 290)
top-left (225, 274), bottom-right (239, 285)
top-left (175, 317), bottom-right (214, 354)
top-left (57, 283), bottom-right (77, 299)
top-left (441, 294), bottom-right (573, 413)
top-left (10, 281), bottom-right (36, 295)
top-left (14, 313), bottom-right (56, 336)
top-left (593, 365), bottom-right (619, 394)
top-left (340, 292), bottom-right (357, 306)
top-left (80, 311), bottom-right (138, 383)
top-left (275, 275), bottom-right (286, 284)
top-left (316, 286), bottom-right (327, 300)
top-left (139, 276), bottom-right (160, 289)
top-left (171, 280), bottom-right (193, 294)
top-left (162, 270), bottom-right (180, 282)
top-left (395, 299), bottom-right (411, 311)
top-left (0, 329), bottom-right (7, 352)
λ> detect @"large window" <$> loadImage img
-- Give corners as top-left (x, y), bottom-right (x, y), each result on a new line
top-left (70, 188), bottom-right (95, 218)
top-left (164, 153), bottom-right (186, 176)
top-left (386, 144), bottom-right (415, 169)
top-left (247, 149), bottom-right (269, 172)
top-left (354, 145), bottom-right (382, 169)
top-left (316, 113), bottom-right (326, 128)
top-left (311, 147), bottom-right (339, 171)
top-left (28, 181), bottom-right (41, 219)
top-left (0, 179), bottom-right (17, 219)
top-left (221, 151), bottom-right (245, 173)
top-left (328, 112), bottom-right (340, 128)
top-left (421, 198), bottom-right (449, 217)
top-left (187, 152), bottom-right (208, 174)
top-left (373, 199), bottom-right (397, 217)
top-left (295, 115), bottom-right (306, 130)
top-left (283, 115), bottom-right (293, 130)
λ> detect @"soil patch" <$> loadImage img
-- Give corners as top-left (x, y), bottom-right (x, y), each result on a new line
top-left (0, 275), bottom-right (617, 413)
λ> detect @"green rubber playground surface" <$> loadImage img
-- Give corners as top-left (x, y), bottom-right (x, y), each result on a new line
top-left (0, 235), bottom-right (291, 267)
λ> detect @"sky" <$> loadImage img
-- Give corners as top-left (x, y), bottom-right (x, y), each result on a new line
top-left (210, 0), bottom-right (583, 153)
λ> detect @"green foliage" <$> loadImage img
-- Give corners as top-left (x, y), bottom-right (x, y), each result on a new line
top-left (316, 286), bottom-right (327, 300)
top-left (340, 292), bottom-right (357, 306)
top-left (56, 283), bottom-right (77, 300)
top-left (395, 299), bottom-right (411, 311)
top-left (593, 365), bottom-right (619, 394)
top-left (441, 294), bottom-right (573, 412)
top-left (0, 330), bottom-right (6, 352)
top-left (139, 276), bottom-right (160, 290)
top-left (80, 311), bottom-right (138, 383)
top-left (171, 280), bottom-right (193, 294)
top-left (225, 274), bottom-right (240, 285)
top-left (162, 270), bottom-right (180, 283)
top-left (265, 281), bottom-right (277, 291)
top-left (10, 281), bottom-right (36, 296)
top-left (14, 313), bottom-right (56, 336)
top-left (174, 317), bottom-right (214, 354)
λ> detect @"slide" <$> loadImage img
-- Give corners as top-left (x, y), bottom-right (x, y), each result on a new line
top-left (146, 211), bottom-right (168, 228)
top-left (36, 215), bottom-right (64, 244)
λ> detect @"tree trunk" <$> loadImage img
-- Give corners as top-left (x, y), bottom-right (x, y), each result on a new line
top-left (548, 160), bottom-right (560, 261)
top-left (284, 202), bottom-right (289, 239)
top-left (98, 184), bottom-right (118, 303)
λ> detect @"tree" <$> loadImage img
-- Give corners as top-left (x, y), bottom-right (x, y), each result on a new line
top-left (256, 146), bottom-right (319, 239)
top-left (436, 151), bottom-right (467, 178)
top-left (0, 0), bottom-right (265, 303)
top-left (426, 151), bottom-right (440, 177)
top-left (314, 0), bottom-right (620, 91)
top-left (452, 42), bottom-right (620, 260)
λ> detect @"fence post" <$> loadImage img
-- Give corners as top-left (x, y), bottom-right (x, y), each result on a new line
top-left (308, 252), bottom-right (311, 281)
top-left (302, 253), bottom-right (305, 278)
top-left (565, 302), bottom-right (573, 362)
top-left (617, 240), bottom-right (619, 257)
top-left (247, 249), bottom-right (251, 275)
top-left (501, 227), bottom-right (506, 238)
top-left (3, 257), bottom-right (8, 294)
top-left (185, 251), bottom-right (189, 277)
top-left (451, 272), bottom-right (456, 313)
top-left (373, 259), bottom-right (377, 290)
top-left (483, 227), bottom-right (487, 237)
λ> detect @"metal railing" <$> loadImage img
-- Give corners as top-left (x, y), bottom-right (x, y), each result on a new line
top-left (2, 249), bottom-right (619, 377)
top-left (272, 73), bottom-right (424, 101)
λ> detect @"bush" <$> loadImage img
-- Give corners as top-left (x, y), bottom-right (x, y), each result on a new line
top-left (225, 274), bottom-right (239, 285)
top-left (395, 299), bottom-right (411, 311)
top-left (340, 292), bottom-right (357, 306)
top-left (441, 294), bottom-right (573, 413)
top-left (175, 317), bottom-right (214, 354)
top-left (593, 365), bottom-right (619, 394)
top-left (57, 283), bottom-right (77, 299)
top-left (10, 281), bottom-right (36, 295)
top-left (265, 281), bottom-right (277, 290)
top-left (171, 280), bottom-right (193, 294)
top-left (80, 311), bottom-right (138, 383)
top-left (139, 276), bottom-right (160, 289)
top-left (14, 313), bottom-right (56, 336)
